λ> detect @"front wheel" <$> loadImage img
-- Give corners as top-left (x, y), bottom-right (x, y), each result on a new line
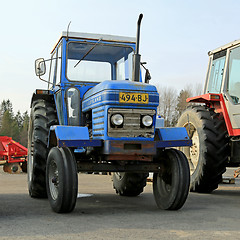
top-left (46, 147), bottom-right (78, 213)
top-left (153, 149), bottom-right (190, 210)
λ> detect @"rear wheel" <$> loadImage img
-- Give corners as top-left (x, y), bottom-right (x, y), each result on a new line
top-left (27, 99), bottom-right (58, 198)
top-left (46, 147), bottom-right (78, 213)
top-left (153, 149), bottom-right (190, 210)
top-left (113, 172), bottom-right (148, 196)
top-left (177, 106), bottom-right (228, 193)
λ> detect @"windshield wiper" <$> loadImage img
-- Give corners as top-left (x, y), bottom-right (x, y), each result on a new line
top-left (74, 38), bottom-right (102, 68)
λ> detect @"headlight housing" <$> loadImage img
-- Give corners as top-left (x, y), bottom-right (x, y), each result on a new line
top-left (142, 115), bottom-right (153, 127)
top-left (111, 114), bottom-right (124, 126)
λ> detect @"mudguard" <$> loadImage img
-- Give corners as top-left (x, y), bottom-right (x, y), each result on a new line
top-left (48, 126), bottom-right (102, 148)
top-left (156, 127), bottom-right (192, 148)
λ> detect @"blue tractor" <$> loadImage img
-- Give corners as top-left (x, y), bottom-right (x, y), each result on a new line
top-left (28, 14), bottom-right (191, 213)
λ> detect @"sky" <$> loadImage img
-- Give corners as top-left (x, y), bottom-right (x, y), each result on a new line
top-left (1, 0), bottom-right (240, 114)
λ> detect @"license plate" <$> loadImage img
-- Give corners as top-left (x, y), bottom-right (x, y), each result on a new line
top-left (119, 92), bottom-right (149, 104)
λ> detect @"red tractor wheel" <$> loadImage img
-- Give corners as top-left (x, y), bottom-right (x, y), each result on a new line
top-left (177, 105), bottom-right (229, 193)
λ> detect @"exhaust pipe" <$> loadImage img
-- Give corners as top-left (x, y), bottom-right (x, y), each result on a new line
top-left (132, 13), bottom-right (143, 82)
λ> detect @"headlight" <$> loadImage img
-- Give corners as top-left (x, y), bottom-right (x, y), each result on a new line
top-left (111, 114), bottom-right (124, 126)
top-left (142, 115), bottom-right (153, 127)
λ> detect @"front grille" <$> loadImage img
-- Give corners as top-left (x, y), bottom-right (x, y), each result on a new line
top-left (108, 108), bottom-right (155, 138)
top-left (92, 106), bottom-right (105, 137)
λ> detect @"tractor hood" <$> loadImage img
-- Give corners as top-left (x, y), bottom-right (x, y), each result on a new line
top-left (82, 80), bottom-right (159, 112)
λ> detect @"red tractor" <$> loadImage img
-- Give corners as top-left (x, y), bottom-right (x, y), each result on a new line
top-left (177, 39), bottom-right (240, 193)
top-left (0, 136), bottom-right (27, 173)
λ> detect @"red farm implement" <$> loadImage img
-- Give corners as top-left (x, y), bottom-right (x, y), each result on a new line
top-left (0, 136), bottom-right (27, 173)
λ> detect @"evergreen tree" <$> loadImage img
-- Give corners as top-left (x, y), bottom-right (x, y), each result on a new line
top-left (15, 111), bottom-right (24, 128)
top-left (19, 111), bottom-right (29, 147)
top-left (0, 99), bottom-right (14, 127)
top-left (176, 89), bottom-right (191, 116)
top-left (0, 110), bottom-right (12, 136)
top-left (1, 99), bottom-right (14, 116)
top-left (0, 100), bottom-right (29, 145)
top-left (0, 110), bottom-right (20, 140)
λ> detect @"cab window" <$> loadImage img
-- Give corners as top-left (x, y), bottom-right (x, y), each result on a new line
top-left (206, 50), bottom-right (226, 93)
top-left (48, 51), bottom-right (57, 89)
top-left (66, 41), bottom-right (134, 82)
top-left (67, 88), bottom-right (80, 126)
top-left (56, 44), bottom-right (62, 85)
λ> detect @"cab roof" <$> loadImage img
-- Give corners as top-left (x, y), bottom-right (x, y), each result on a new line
top-left (51, 31), bottom-right (136, 53)
top-left (208, 39), bottom-right (240, 56)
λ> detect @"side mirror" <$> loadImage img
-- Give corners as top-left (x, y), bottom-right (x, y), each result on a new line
top-left (141, 62), bottom-right (151, 84)
top-left (145, 69), bottom-right (151, 84)
top-left (35, 58), bottom-right (46, 76)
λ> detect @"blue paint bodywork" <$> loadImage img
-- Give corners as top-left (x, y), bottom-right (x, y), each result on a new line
top-left (156, 128), bottom-right (191, 148)
top-left (48, 125), bottom-right (191, 149)
top-left (49, 125), bottom-right (102, 148)
top-left (35, 33), bottom-right (192, 156)
top-left (81, 80), bottom-right (159, 141)
top-left (82, 80), bottom-right (159, 111)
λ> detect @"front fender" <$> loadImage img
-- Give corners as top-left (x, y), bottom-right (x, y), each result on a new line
top-left (155, 127), bottom-right (192, 148)
top-left (48, 125), bottom-right (102, 148)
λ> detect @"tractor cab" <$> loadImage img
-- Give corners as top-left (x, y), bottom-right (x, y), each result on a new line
top-left (35, 32), bottom-right (152, 127)
top-left (36, 32), bottom-right (137, 124)
top-left (206, 41), bottom-right (240, 131)
top-left (47, 32), bottom-right (137, 85)
top-left (188, 40), bottom-right (240, 136)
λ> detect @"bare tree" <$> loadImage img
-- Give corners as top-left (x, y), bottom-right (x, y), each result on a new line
top-left (173, 83), bottom-right (203, 125)
top-left (193, 82), bottom-right (203, 96)
top-left (182, 83), bottom-right (203, 98)
top-left (156, 83), bottom-right (203, 127)
top-left (156, 85), bottom-right (177, 127)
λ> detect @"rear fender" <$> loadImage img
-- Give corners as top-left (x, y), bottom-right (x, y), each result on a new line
top-left (187, 93), bottom-right (240, 136)
top-left (187, 93), bottom-right (221, 105)
top-left (30, 90), bottom-right (54, 107)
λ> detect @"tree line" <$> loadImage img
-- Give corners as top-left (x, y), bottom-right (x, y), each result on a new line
top-left (157, 83), bottom-right (203, 126)
top-left (0, 100), bottom-right (29, 147)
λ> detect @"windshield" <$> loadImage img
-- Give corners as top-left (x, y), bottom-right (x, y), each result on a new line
top-left (206, 51), bottom-right (226, 93)
top-left (67, 41), bottom-right (134, 82)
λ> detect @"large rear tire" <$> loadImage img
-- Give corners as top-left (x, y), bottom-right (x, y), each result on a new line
top-left (113, 172), bottom-right (148, 196)
top-left (177, 105), bottom-right (228, 193)
top-left (153, 149), bottom-right (190, 210)
top-left (46, 147), bottom-right (78, 213)
top-left (27, 99), bottom-right (58, 198)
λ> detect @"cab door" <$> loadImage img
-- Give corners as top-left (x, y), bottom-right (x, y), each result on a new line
top-left (224, 45), bottom-right (240, 132)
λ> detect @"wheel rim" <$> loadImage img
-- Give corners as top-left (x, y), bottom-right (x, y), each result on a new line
top-left (189, 130), bottom-right (200, 174)
top-left (48, 160), bottom-right (59, 200)
top-left (182, 122), bottom-right (200, 175)
top-left (115, 172), bottom-right (124, 181)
